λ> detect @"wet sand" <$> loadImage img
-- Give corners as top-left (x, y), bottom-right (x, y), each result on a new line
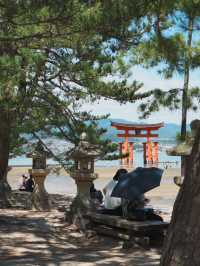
top-left (8, 166), bottom-right (180, 193)
top-left (1, 166), bottom-right (181, 265)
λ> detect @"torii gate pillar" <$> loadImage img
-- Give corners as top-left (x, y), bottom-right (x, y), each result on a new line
top-left (112, 122), bottom-right (164, 167)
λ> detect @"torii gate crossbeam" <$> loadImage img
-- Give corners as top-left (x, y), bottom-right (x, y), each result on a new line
top-left (111, 122), bottom-right (164, 167)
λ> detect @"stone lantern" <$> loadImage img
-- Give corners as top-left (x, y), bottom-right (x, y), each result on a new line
top-left (166, 119), bottom-right (199, 186)
top-left (27, 141), bottom-right (50, 211)
top-left (68, 133), bottom-right (101, 226)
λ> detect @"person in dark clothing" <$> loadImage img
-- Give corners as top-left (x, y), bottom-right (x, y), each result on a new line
top-left (123, 197), bottom-right (163, 221)
top-left (19, 174), bottom-right (28, 191)
top-left (90, 183), bottom-right (103, 204)
top-left (25, 175), bottom-right (35, 192)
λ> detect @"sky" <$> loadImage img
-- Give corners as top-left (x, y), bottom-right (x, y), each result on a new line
top-left (82, 66), bottom-right (200, 125)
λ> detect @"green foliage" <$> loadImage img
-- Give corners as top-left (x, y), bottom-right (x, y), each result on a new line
top-left (130, 0), bottom-right (200, 138)
top-left (0, 0), bottom-right (157, 168)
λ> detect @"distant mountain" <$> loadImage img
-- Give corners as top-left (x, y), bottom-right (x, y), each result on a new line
top-left (96, 118), bottom-right (189, 141)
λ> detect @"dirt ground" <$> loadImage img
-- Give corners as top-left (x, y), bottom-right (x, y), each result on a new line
top-left (0, 209), bottom-right (161, 266)
top-left (0, 166), bottom-right (180, 265)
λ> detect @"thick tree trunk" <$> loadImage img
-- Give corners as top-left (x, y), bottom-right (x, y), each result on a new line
top-left (181, 17), bottom-right (193, 175)
top-left (160, 121), bottom-right (200, 266)
top-left (0, 109), bottom-right (11, 207)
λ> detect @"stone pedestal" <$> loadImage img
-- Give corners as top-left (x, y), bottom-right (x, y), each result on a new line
top-left (29, 169), bottom-right (50, 211)
top-left (67, 132), bottom-right (101, 229)
top-left (72, 171), bottom-right (98, 208)
top-left (68, 171), bottom-right (98, 229)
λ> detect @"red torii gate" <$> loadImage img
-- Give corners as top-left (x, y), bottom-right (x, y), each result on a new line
top-left (111, 121), bottom-right (164, 166)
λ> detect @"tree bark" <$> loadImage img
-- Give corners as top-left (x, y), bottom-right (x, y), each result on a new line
top-left (160, 121), bottom-right (200, 266)
top-left (181, 17), bottom-right (193, 175)
top-left (0, 109), bottom-right (11, 207)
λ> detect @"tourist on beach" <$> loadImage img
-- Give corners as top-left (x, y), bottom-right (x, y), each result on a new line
top-left (99, 168), bottom-right (128, 215)
top-left (25, 175), bottom-right (35, 192)
top-left (99, 168), bottom-right (162, 221)
top-left (19, 174), bottom-right (28, 191)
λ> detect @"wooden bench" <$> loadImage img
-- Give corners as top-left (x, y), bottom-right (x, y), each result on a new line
top-left (85, 213), bottom-right (169, 247)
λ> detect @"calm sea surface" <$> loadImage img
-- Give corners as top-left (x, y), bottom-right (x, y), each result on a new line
top-left (9, 150), bottom-right (180, 167)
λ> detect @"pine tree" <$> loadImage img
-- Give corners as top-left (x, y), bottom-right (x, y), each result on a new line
top-left (131, 0), bottom-right (200, 142)
top-left (160, 120), bottom-right (200, 266)
top-left (0, 0), bottom-right (155, 206)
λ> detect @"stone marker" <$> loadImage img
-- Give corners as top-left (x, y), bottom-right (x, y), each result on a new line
top-left (27, 141), bottom-right (50, 211)
top-left (68, 132), bottom-right (101, 229)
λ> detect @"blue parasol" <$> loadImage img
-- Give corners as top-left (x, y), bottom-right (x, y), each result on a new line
top-left (111, 167), bottom-right (164, 201)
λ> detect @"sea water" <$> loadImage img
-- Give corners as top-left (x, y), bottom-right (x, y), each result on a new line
top-left (9, 150), bottom-right (180, 168)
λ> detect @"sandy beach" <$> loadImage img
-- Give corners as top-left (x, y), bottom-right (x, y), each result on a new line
top-left (8, 166), bottom-right (180, 196)
top-left (0, 166), bottom-right (181, 265)
top-left (7, 166), bottom-right (180, 218)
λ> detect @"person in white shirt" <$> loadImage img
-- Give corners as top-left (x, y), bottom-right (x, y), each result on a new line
top-left (101, 168), bottom-right (128, 215)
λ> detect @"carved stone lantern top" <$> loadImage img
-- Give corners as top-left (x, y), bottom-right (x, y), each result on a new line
top-left (167, 119), bottom-right (200, 156)
top-left (27, 141), bottom-right (49, 170)
top-left (70, 133), bottom-right (101, 181)
top-left (70, 132), bottom-right (102, 160)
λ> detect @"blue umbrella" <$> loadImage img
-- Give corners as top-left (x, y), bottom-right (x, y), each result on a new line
top-left (111, 167), bottom-right (164, 201)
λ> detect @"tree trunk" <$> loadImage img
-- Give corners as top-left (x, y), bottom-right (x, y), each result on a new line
top-left (160, 121), bottom-right (200, 266)
top-left (181, 17), bottom-right (193, 175)
top-left (0, 109), bottom-right (11, 207)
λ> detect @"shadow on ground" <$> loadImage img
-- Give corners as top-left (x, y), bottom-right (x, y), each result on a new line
top-left (0, 209), bottom-right (161, 266)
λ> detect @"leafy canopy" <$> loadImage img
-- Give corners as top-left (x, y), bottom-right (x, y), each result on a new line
top-left (0, 0), bottom-right (156, 167)
top-left (129, 0), bottom-right (200, 119)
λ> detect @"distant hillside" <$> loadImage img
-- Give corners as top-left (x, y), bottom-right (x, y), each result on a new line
top-left (96, 118), bottom-right (188, 142)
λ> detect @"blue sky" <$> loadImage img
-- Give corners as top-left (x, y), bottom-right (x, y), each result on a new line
top-left (83, 66), bottom-right (200, 125)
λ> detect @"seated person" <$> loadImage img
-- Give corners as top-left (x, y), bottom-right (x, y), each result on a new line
top-left (25, 175), bottom-right (35, 192)
top-left (19, 174), bottom-right (28, 191)
top-left (99, 168), bottom-right (128, 216)
top-left (90, 183), bottom-right (103, 204)
top-left (123, 196), bottom-right (163, 221)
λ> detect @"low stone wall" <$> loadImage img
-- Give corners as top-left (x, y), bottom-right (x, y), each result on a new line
top-left (7, 190), bottom-right (73, 211)
top-left (8, 190), bottom-right (33, 209)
